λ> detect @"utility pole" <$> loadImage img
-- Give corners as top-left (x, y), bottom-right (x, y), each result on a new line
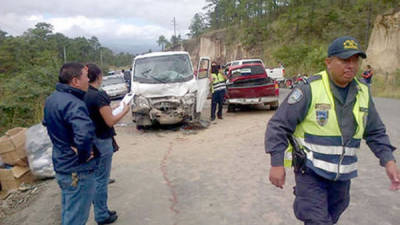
top-left (172, 17), bottom-right (176, 37)
top-left (63, 46), bottom-right (67, 63)
top-left (100, 48), bottom-right (103, 66)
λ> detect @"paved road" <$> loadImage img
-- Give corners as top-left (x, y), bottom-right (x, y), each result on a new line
top-left (2, 89), bottom-right (399, 225)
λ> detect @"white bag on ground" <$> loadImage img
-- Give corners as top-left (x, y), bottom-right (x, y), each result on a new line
top-left (25, 124), bottom-right (55, 179)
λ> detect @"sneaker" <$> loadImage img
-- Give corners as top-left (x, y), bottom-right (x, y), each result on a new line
top-left (217, 116), bottom-right (223, 120)
top-left (98, 214), bottom-right (118, 225)
top-left (210, 117), bottom-right (216, 121)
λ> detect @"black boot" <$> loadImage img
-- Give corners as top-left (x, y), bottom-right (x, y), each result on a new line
top-left (98, 214), bottom-right (118, 225)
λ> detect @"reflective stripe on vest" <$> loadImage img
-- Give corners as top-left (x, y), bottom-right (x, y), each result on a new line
top-left (212, 73), bottom-right (226, 92)
top-left (297, 138), bottom-right (357, 157)
top-left (284, 71), bottom-right (369, 180)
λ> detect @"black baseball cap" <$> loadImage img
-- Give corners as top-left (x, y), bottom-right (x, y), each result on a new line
top-left (328, 36), bottom-right (367, 59)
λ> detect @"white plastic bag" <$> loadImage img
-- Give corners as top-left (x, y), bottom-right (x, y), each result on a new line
top-left (25, 124), bottom-right (55, 179)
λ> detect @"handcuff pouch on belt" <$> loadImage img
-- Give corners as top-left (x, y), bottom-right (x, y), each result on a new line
top-left (287, 135), bottom-right (306, 173)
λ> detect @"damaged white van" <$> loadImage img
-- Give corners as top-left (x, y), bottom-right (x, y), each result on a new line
top-left (130, 51), bottom-right (210, 126)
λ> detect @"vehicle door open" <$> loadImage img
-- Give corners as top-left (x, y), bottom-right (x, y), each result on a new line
top-left (196, 57), bottom-right (211, 113)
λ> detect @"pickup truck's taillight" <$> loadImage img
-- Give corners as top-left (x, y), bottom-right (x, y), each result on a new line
top-left (274, 81), bottom-right (279, 96)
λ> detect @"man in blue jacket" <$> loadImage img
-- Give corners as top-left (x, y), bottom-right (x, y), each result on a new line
top-left (44, 62), bottom-right (98, 225)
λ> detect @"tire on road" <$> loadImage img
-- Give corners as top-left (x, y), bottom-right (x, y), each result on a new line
top-left (266, 100), bottom-right (279, 110)
top-left (227, 104), bottom-right (236, 112)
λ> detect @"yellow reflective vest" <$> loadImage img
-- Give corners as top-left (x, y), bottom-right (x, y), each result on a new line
top-left (284, 71), bottom-right (369, 180)
top-left (211, 72), bottom-right (226, 93)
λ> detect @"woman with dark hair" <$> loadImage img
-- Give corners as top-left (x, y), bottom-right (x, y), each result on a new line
top-left (84, 63), bottom-right (130, 225)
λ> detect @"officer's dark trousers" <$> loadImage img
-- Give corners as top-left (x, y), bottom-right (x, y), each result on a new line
top-left (211, 89), bottom-right (225, 119)
top-left (293, 168), bottom-right (351, 225)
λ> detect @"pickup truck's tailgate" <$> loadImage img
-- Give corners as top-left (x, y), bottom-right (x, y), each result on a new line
top-left (227, 78), bottom-right (276, 99)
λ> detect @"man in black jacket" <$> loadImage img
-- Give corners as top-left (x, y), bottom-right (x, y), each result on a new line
top-left (44, 62), bottom-right (98, 225)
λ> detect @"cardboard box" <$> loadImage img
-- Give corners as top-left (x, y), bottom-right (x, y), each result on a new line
top-left (0, 166), bottom-right (34, 191)
top-left (0, 127), bottom-right (28, 166)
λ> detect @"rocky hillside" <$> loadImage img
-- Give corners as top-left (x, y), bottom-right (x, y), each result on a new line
top-left (172, 30), bottom-right (264, 68)
top-left (176, 10), bottom-right (400, 76)
top-left (365, 9), bottom-right (400, 75)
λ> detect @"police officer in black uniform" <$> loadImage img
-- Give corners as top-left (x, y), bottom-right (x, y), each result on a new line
top-left (265, 36), bottom-right (400, 225)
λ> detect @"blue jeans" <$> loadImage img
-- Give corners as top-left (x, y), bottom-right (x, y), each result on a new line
top-left (93, 137), bottom-right (114, 222)
top-left (293, 168), bottom-right (351, 225)
top-left (211, 89), bottom-right (225, 119)
top-left (55, 170), bottom-right (95, 225)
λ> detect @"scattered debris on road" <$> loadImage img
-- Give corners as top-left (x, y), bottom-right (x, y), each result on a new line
top-left (0, 180), bottom-right (49, 220)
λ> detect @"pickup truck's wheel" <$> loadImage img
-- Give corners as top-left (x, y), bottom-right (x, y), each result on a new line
top-left (269, 100), bottom-right (279, 110)
top-left (227, 104), bottom-right (235, 112)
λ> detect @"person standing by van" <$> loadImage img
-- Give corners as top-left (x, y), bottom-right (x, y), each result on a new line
top-left (84, 64), bottom-right (130, 225)
top-left (210, 62), bottom-right (226, 121)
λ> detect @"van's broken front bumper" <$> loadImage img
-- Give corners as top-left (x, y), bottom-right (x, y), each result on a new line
top-left (149, 99), bottom-right (186, 124)
top-left (132, 95), bottom-right (195, 125)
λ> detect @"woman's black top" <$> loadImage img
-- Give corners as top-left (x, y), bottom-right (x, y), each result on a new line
top-left (84, 85), bottom-right (116, 139)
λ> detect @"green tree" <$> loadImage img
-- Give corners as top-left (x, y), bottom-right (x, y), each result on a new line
top-left (157, 35), bottom-right (169, 50)
top-left (0, 30), bottom-right (7, 43)
top-left (189, 13), bottom-right (207, 37)
top-left (24, 22), bottom-right (54, 40)
top-left (170, 35), bottom-right (182, 46)
top-left (0, 22), bottom-right (135, 134)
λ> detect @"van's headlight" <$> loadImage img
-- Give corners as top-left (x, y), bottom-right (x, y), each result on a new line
top-left (132, 96), bottom-right (150, 113)
top-left (183, 93), bottom-right (196, 105)
top-left (136, 96), bottom-right (150, 108)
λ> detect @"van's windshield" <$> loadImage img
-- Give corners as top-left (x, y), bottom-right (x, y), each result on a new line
top-left (133, 54), bottom-right (193, 83)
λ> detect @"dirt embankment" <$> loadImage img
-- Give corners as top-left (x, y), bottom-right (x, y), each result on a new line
top-left (364, 9), bottom-right (400, 75)
top-left (171, 30), bottom-right (263, 67)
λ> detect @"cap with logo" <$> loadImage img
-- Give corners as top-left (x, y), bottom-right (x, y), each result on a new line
top-left (328, 36), bottom-right (367, 59)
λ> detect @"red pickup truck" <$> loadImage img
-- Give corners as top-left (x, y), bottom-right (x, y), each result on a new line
top-left (225, 63), bottom-right (279, 112)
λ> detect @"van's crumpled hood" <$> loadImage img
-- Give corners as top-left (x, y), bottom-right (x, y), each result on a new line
top-left (132, 78), bottom-right (198, 97)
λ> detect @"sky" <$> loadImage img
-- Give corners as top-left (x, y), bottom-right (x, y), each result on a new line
top-left (0, 0), bottom-right (207, 54)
